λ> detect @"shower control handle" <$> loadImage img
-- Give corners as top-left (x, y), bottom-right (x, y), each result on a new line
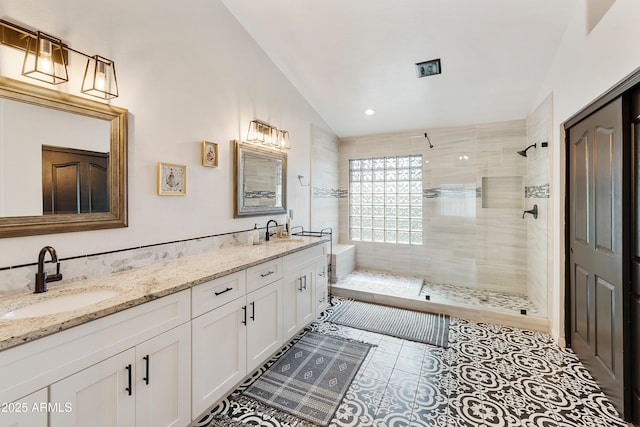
top-left (523, 204), bottom-right (538, 219)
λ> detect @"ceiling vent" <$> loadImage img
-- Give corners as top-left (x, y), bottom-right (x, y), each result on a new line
top-left (415, 58), bottom-right (441, 78)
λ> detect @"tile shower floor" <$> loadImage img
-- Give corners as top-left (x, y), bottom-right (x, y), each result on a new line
top-left (333, 270), bottom-right (542, 316)
top-left (193, 300), bottom-right (629, 427)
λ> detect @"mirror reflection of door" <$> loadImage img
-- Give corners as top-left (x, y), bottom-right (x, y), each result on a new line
top-left (42, 145), bottom-right (109, 214)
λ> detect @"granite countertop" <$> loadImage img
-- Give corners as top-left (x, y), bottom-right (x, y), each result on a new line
top-left (0, 236), bottom-right (326, 351)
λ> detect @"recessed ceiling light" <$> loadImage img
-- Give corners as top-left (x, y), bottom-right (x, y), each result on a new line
top-left (364, 109), bottom-right (375, 116)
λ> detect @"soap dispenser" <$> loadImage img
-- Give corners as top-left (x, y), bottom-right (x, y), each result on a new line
top-left (286, 216), bottom-right (291, 236)
top-left (250, 224), bottom-right (260, 245)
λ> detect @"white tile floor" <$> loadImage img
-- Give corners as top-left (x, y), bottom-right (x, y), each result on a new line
top-left (193, 299), bottom-right (630, 427)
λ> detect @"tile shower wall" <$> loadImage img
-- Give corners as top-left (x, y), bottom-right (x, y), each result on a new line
top-left (338, 120), bottom-right (531, 297)
top-left (525, 95), bottom-right (552, 316)
top-left (311, 124), bottom-right (340, 243)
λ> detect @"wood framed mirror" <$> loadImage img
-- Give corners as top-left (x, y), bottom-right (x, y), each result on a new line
top-left (234, 140), bottom-right (287, 217)
top-left (0, 76), bottom-right (127, 237)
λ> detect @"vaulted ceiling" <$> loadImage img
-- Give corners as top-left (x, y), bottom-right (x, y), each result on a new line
top-left (221, 1), bottom-right (579, 137)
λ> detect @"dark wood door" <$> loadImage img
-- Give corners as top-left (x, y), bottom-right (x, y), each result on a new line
top-left (631, 89), bottom-right (640, 423)
top-left (568, 97), bottom-right (625, 414)
top-left (42, 145), bottom-right (109, 214)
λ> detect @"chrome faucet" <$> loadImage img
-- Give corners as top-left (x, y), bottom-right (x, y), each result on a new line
top-left (265, 219), bottom-right (278, 241)
top-left (34, 246), bottom-right (63, 293)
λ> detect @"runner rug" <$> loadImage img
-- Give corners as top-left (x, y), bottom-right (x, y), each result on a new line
top-left (212, 332), bottom-right (373, 426)
top-left (328, 299), bottom-right (450, 348)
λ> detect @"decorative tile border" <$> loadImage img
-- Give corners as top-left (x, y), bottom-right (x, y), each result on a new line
top-left (337, 184), bottom-right (549, 199)
top-left (525, 183), bottom-right (550, 198)
top-left (314, 187), bottom-right (348, 198)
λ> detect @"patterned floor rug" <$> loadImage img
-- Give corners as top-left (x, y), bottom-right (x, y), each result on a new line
top-left (328, 299), bottom-right (450, 347)
top-left (212, 331), bottom-right (373, 426)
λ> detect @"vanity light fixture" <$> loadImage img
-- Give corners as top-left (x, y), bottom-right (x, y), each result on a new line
top-left (247, 120), bottom-right (290, 150)
top-left (82, 55), bottom-right (118, 99)
top-left (0, 19), bottom-right (119, 99)
top-left (276, 129), bottom-right (291, 150)
top-left (22, 31), bottom-right (68, 85)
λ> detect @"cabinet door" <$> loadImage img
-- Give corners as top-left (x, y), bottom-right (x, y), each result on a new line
top-left (135, 323), bottom-right (191, 427)
top-left (282, 273), bottom-right (302, 341)
top-left (50, 348), bottom-right (136, 427)
top-left (314, 259), bottom-right (330, 316)
top-left (192, 297), bottom-right (246, 419)
top-left (0, 388), bottom-right (47, 427)
top-left (246, 279), bottom-right (283, 373)
top-left (283, 268), bottom-right (315, 342)
top-left (297, 268), bottom-right (315, 327)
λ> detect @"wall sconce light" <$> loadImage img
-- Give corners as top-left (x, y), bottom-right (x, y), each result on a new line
top-left (82, 55), bottom-right (118, 99)
top-left (0, 19), bottom-right (119, 99)
top-left (276, 130), bottom-right (291, 150)
top-left (247, 120), bottom-right (290, 150)
top-left (22, 31), bottom-right (68, 85)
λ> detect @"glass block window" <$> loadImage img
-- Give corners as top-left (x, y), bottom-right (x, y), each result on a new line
top-left (349, 155), bottom-right (423, 245)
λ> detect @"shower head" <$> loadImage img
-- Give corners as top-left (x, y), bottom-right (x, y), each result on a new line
top-left (517, 143), bottom-right (536, 157)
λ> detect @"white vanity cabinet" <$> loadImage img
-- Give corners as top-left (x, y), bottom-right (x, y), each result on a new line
top-left (191, 263), bottom-right (283, 419)
top-left (0, 290), bottom-right (191, 427)
top-left (49, 323), bottom-right (191, 427)
top-left (282, 245), bottom-right (326, 341)
top-left (49, 348), bottom-right (135, 427)
top-left (246, 279), bottom-right (283, 372)
top-left (282, 268), bottom-right (315, 342)
top-left (1, 388), bottom-right (48, 427)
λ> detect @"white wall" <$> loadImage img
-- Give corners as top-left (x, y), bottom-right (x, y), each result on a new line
top-left (0, 0), bottom-right (332, 267)
top-left (536, 0), bottom-right (640, 343)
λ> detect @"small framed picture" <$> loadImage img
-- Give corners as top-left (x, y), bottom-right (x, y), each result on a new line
top-left (158, 162), bottom-right (186, 195)
top-left (202, 140), bottom-right (218, 167)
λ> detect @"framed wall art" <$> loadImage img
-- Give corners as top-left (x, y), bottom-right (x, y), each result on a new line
top-left (158, 162), bottom-right (186, 195)
top-left (202, 140), bottom-right (218, 167)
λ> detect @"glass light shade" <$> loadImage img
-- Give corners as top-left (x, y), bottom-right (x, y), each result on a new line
top-left (264, 126), bottom-right (277, 147)
top-left (278, 130), bottom-right (291, 150)
top-left (82, 55), bottom-right (119, 99)
top-left (22, 32), bottom-right (68, 85)
top-left (247, 120), bottom-right (275, 145)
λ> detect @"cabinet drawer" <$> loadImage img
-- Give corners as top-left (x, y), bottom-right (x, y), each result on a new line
top-left (192, 271), bottom-right (246, 318)
top-left (246, 259), bottom-right (283, 293)
top-left (283, 244), bottom-right (325, 274)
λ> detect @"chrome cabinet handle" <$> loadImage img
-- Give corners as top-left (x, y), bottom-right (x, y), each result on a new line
top-left (298, 277), bottom-right (303, 292)
top-left (242, 305), bottom-right (247, 325)
top-left (250, 301), bottom-right (255, 321)
top-left (261, 271), bottom-right (275, 278)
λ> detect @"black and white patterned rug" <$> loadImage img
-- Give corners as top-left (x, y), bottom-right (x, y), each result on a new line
top-left (211, 332), bottom-right (372, 426)
top-left (327, 299), bottom-right (449, 348)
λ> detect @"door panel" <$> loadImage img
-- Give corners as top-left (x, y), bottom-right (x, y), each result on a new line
top-left (42, 145), bottom-right (109, 214)
top-left (569, 97), bottom-right (624, 414)
top-left (595, 276), bottom-right (615, 373)
top-left (594, 126), bottom-right (614, 253)
top-left (574, 130), bottom-right (590, 244)
top-left (574, 264), bottom-right (590, 344)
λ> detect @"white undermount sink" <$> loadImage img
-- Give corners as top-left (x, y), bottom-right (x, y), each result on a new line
top-left (1, 290), bottom-right (118, 320)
